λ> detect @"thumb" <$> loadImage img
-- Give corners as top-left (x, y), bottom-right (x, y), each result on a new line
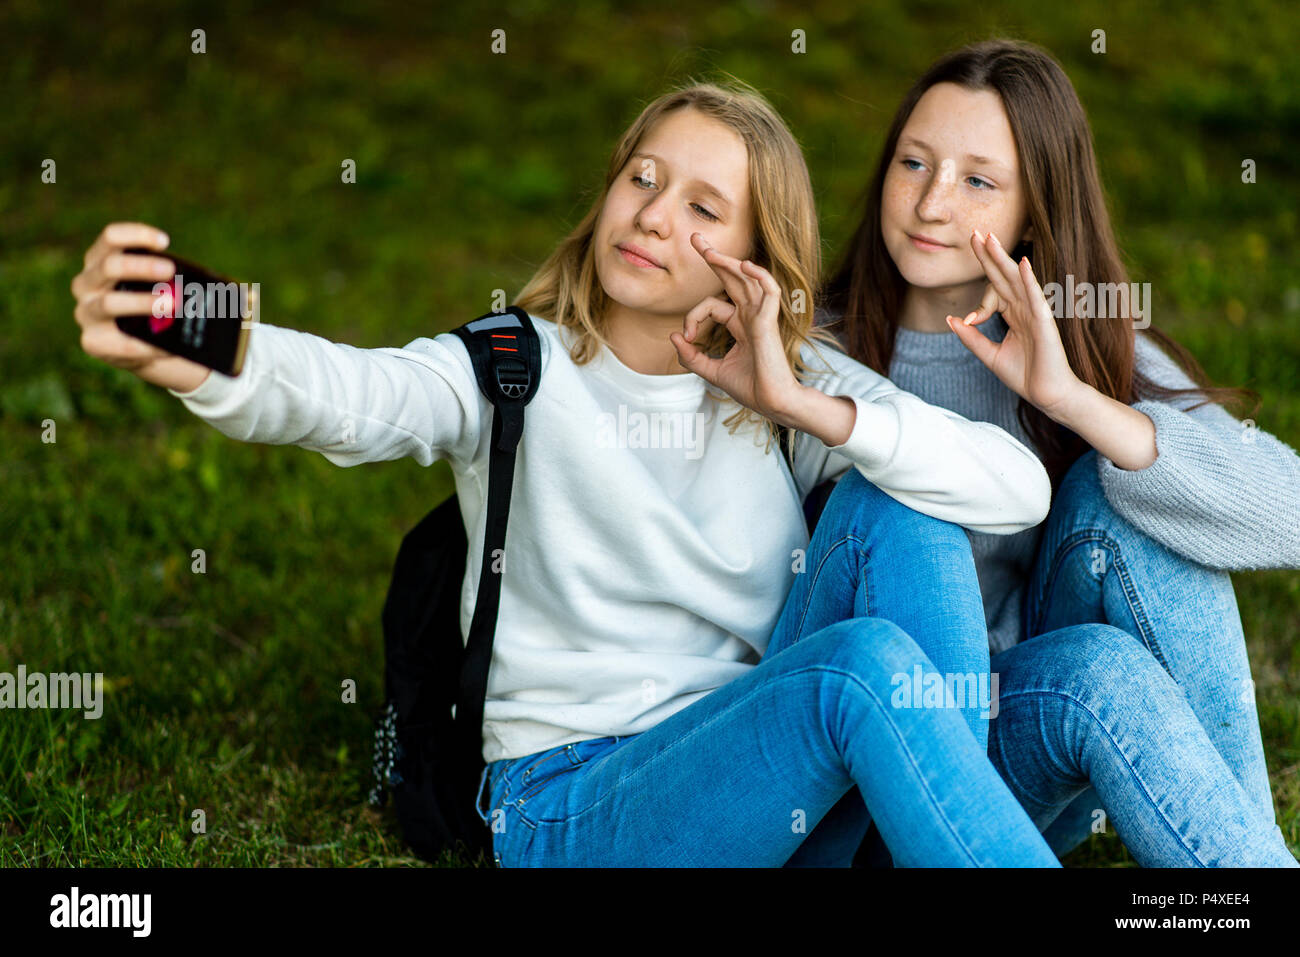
top-left (962, 282), bottom-right (1001, 327)
top-left (670, 330), bottom-right (719, 381)
top-left (945, 314), bottom-right (999, 368)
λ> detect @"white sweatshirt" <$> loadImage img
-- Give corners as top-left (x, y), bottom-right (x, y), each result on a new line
top-left (166, 314), bottom-right (1051, 763)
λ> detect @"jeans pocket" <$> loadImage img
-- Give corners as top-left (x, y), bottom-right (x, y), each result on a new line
top-left (517, 744), bottom-right (584, 803)
top-left (520, 747), bottom-right (568, 785)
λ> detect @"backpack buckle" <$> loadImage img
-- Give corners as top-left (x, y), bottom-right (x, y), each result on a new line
top-left (494, 356), bottom-right (530, 399)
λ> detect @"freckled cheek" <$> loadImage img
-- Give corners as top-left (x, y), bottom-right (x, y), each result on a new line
top-left (954, 193), bottom-right (1015, 247)
top-left (882, 175), bottom-right (922, 226)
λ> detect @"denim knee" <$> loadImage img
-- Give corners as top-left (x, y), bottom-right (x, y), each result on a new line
top-left (1015, 622), bottom-right (1179, 707)
top-left (822, 467), bottom-right (967, 545)
top-left (795, 617), bottom-right (934, 700)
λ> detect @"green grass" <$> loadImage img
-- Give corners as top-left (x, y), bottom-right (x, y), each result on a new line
top-left (1, 0), bottom-right (1297, 867)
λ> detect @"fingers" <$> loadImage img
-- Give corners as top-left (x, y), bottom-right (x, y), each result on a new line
top-left (683, 295), bottom-right (736, 344)
top-left (669, 329), bottom-right (721, 382)
top-left (1016, 254), bottom-right (1058, 330)
top-left (690, 232), bottom-right (761, 308)
top-left (84, 222), bottom-right (169, 270)
top-left (100, 289), bottom-right (171, 318)
top-left (687, 234), bottom-right (785, 343)
top-left (982, 230), bottom-right (1025, 290)
top-left (74, 290), bottom-right (168, 330)
top-left (961, 282), bottom-right (1002, 327)
top-left (73, 250), bottom-right (175, 299)
top-left (969, 229), bottom-right (1022, 311)
top-left (78, 317), bottom-right (170, 368)
top-left (676, 296), bottom-right (737, 383)
top-left (75, 222), bottom-right (172, 302)
top-left (739, 258), bottom-right (782, 302)
top-left (945, 313), bottom-right (999, 368)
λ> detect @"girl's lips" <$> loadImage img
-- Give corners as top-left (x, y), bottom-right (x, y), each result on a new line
top-left (617, 245), bottom-right (664, 269)
top-left (908, 234), bottom-right (952, 252)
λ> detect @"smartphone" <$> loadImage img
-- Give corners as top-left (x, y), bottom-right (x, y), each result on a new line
top-left (113, 247), bottom-right (256, 377)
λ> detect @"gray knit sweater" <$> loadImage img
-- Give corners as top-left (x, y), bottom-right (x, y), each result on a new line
top-left (821, 311), bottom-right (1300, 654)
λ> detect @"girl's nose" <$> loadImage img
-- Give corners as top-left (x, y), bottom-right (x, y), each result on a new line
top-left (916, 176), bottom-right (953, 222)
top-left (636, 194), bottom-right (670, 237)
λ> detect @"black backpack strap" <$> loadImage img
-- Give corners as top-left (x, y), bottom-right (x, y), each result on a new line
top-left (449, 306), bottom-right (542, 768)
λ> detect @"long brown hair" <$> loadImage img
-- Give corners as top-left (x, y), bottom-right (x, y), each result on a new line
top-left (822, 38), bottom-right (1258, 488)
top-left (515, 76), bottom-right (842, 451)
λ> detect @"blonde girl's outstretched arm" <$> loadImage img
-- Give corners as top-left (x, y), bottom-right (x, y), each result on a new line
top-left (72, 222), bottom-right (486, 469)
top-left (164, 322), bottom-right (488, 469)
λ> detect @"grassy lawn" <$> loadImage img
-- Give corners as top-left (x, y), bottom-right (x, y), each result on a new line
top-left (1, 0), bottom-right (1296, 867)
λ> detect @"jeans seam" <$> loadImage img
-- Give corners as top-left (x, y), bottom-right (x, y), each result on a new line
top-left (1036, 529), bottom-right (1169, 675)
top-left (525, 663), bottom-right (985, 865)
top-left (795, 534), bottom-right (869, 640)
top-left (997, 688), bottom-right (1210, 867)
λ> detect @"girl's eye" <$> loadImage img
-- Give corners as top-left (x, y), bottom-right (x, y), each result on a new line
top-left (901, 159), bottom-right (924, 171)
top-left (629, 175), bottom-right (719, 221)
top-left (967, 176), bottom-right (993, 190)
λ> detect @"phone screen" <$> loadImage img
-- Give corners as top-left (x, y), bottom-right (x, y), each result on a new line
top-left (114, 247), bottom-right (255, 377)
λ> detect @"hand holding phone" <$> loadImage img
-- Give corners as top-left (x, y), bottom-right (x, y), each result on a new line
top-left (112, 245), bottom-right (254, 377)
top-left (72, 223), bottom-right (253, 387)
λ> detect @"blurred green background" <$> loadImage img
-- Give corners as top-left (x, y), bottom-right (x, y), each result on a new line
top-left (1, 0), bottom-right (1296, 866)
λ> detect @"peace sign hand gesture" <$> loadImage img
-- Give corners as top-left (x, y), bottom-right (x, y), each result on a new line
top-left (945, 230), bottom-right (1083, 420)
top-left (669, 232), bottom-right (805, 425)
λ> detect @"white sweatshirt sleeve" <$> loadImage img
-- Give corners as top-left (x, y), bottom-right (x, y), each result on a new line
top-left (164, 322), bottom-right (486, 468)
top-left (792, 339), bottom-right (1052, 535)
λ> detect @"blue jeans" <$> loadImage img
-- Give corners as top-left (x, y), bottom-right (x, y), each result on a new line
top-left (474, 468), bottom-right (1059, 867)
top-left (1023, 450), bottom-right (1278, 854)
top-left (988, 623), bottom-right (1294, 865)
top-left (853, 449), bottom-right (1293, 867)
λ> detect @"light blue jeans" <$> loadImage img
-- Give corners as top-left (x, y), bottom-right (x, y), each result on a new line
top-left (836, 451), bottom-right (1295, 867)
top-left (475, 463), bottom-right (1293, 866)
top-left (1021, 450), bottom-right (1278, 855)
top-left (475, 469), bottom-right (1058, 867)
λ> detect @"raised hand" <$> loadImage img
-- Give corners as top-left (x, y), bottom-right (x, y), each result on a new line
top-left (72, 222), bottom-right (211, 392)
top-left (668, 232), bottom-right (804, 424)
top-left (945, 229), bottom-right (1082, 419)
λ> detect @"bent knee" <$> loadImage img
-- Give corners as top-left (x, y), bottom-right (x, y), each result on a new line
top-left (823, 468), bottom-right (965, 540)
top-left (1019, 623), bottom-right (1173, 695)
top-left (794, 618), bottom-right (931, 692)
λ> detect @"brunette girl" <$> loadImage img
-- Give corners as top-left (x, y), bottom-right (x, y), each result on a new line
top-left (819, 39), bottom-right (1299, 865)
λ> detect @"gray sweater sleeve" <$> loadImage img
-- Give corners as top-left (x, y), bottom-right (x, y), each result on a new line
top-left (1095, 334), bottom-right (1300, 569)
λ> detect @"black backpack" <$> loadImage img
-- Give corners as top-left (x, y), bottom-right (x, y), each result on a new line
top-left (367, 306), bottom-right (815, 865)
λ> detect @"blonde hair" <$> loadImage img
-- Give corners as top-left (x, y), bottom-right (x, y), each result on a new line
top-left (514, 75), bottom-right (843, 451)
